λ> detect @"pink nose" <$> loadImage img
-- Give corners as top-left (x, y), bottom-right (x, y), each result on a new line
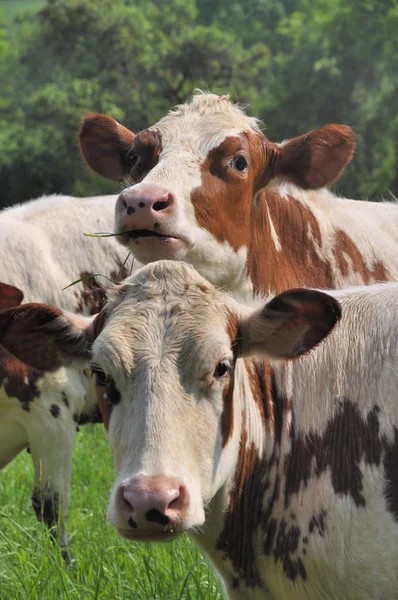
top-left (116, 475), bottom-right (189, 531)
top-left (115, 183), bottom-right (176, 235)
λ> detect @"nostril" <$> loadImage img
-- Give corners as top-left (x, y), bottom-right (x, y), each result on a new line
top-left (145, 508), bottom-right (170, 526)
top-left (128, 516), bottom-right (137, 528)
top-left (153, 200), bottom-right (169, 212)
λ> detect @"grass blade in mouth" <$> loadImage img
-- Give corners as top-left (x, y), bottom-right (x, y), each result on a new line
top-left (83, 232), bottom-right (128, 238)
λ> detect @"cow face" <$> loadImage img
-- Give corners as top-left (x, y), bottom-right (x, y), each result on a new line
top-left (89, 261), bottom-right (340, 543)
top-left (79, 94), bottom-right (354, 290)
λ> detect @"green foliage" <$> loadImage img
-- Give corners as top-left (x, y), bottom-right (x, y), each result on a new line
top-left (0, 0), bottom-right (397, 207)
top-left (0, 425), bottom-right (223, 599)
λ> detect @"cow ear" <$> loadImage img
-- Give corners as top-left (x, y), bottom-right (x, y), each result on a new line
top-left (0, 283), bottom-right (24, 311)
top-left (270, 125), bottom-right (354, 189)
top-left (79, 113), bottom-right (136, 180)
top-left (238, 289), bottom-right (341, 359)
top-left (0, 303), bottom-right (96, 371)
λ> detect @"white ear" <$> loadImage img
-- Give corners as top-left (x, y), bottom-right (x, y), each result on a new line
top-left (238, 289), bottom-right (341, 359)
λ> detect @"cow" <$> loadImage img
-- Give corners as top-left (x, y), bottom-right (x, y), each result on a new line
top-left (2, 261), bottom-right (397, 597)
top-left (0, 192), bottom-right (139, 314)
top-left (0, 192), bottom-right (141, 556)
top-left (79, 92), bottom-right (398, 297)
top-left (0, 283), bottom-right (100, 559)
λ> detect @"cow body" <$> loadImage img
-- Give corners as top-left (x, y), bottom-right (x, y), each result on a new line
top-left (0, 193), bottom-right (139, 556)
top-left (80, 93), bottom-right (398, 296)
top-left (0, 294), bottom-right (98, 557)
top-left (0, 193), bottom-right (138, 313)
top-left (5, 261), bottom-right (396, 596)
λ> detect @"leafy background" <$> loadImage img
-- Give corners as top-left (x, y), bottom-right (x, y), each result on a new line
top-left (1, 0), bottom-right (397, 208)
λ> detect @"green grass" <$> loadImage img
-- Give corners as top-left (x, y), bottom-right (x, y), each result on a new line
top-left (0, 425), bottom-right (223, 600)
top-left (0, 0), bottom-right (45, 23)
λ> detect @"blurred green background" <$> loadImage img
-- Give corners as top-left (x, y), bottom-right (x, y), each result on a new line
top-left (1, 0), bottom-right (397, 207)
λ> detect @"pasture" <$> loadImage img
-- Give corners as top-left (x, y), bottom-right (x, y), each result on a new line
top-left (0, 425), bottom-right (223, 600)
top-left (1, 0), bottom-right (45, 22)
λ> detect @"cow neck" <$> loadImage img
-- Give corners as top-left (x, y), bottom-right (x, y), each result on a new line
top-left (214, 359), bottom-right (291, 588)
top-left (248, 189), bottom-right (390, 295)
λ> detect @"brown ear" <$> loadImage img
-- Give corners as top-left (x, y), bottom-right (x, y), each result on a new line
top-left (239, 288), bottom-right (341, 359)
top-left (79, 113), bottom-right (136, 180)
top-left (0, 283), bottom-right (24, 311)
top-left (272, 125), bottom-right (355, 189)
top-left (0, 304), bottom-right (90, 371)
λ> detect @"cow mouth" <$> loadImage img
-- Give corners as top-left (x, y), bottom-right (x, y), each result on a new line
top-left (123, 229), bottom-right (179, 241)
top-left (118, 528), bottom-right (182, 543)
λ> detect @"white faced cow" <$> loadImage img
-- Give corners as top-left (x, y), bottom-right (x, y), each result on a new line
top-left (80, 92), bottom-right (398, 296)
top-left (0, 284), bottom-right (100, 559)
top-left (3, 261), bottom-right (397, 597)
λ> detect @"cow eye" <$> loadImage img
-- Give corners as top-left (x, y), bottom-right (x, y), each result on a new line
top-left (232, 156), bottom-right (248, 172)
top-left (91, 365), bottom-right (108, 386)
top-left (213, 360), bottom-right (230, 379)
top-left (128, 151), bottom-right (139, 168)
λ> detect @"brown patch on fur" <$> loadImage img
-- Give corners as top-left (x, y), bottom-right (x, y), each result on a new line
top-left (383, 427), bottom-right (398, 522)
top-left (0, 344), bottom-right (41, 410)
top-left (284, 400), bottom-right (383, 508)
top-left (333, 229), bottom-right (389, 283)
top-left (76, 273), bottom-right (107, 316)
top-left (220, 312), bottom-right (242, 447)
top-left (77, 404), bottom-right (103, 426)
top-left (247, 362), bottom-right (289, 447)
top-left (91, 307), bottom-right (108, 342)
top-left (95, 377), bottom-right (121, 431)
top-left (221, 376), bottom-right (234, 447)
top-left (248, 193), bottom-right (335, 295)
top-left (216, 427), bottom-right (267, 588)
top-left (191, 135), bottom-right (260, 254)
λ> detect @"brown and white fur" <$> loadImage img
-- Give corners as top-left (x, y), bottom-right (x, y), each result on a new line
top-left (0, 289), bottom-right (99, 558)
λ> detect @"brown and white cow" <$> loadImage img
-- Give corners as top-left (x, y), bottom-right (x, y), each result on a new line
top-left (3, 261), bottom-right (397, 597)
top-left (80, 92), bottom-right (398, 296)
top-left (0, 289), bottom-right (99, 559)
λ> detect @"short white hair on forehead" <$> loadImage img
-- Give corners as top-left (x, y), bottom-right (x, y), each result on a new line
top-left (153, 91), bottom-right (262, 136)
top-left (107, 260), bottom-right (216, 306)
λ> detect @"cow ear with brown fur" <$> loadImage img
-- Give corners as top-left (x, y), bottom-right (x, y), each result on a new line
top-left (237, 288), bottom-right (341, 359)
top-left (270, 124), bottom-right (355, 190)
top-left (79, 113), bottom-right (136, 180)
top-left (0, 283), bottom-right (24, 312)
top-left (0, 304), bottom-right (93, 371)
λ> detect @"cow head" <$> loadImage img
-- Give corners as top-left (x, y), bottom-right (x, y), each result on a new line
top-left (87, 261), bottom-right (340, 543)
top-left (79, 93), bottom-right (354, 290)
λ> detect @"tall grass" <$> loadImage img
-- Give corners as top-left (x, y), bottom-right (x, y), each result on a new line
top-left (0, 425), bottom-right (223, 600)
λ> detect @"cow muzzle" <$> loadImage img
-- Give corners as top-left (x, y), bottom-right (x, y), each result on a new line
top-left (114, 183), bottom-right (190, 261)
top-left (113, 475), bottom-right (190, 542)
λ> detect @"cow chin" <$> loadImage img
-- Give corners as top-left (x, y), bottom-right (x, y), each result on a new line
top-left (117, 528), bottom-right (183, 544)
top-left (124, 236), bottom-right (191, 263)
